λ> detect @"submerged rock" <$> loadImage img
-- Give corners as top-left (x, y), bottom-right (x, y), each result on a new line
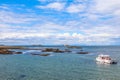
top-left (40, 54), bottom-right (50, 56)
top-left (31, 53), bottom-right (50, 56)
top-left (76, 51), bottom-right (88, 54)
top-left (15, 52), bottom-right (22, 54)
top-left (31, 53), bottom-right (40, 55)
top-left (19, 74), bottom-right (26, 78)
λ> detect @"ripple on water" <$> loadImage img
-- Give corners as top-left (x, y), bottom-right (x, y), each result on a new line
top-left (0, 46), bottom-right (120, 80)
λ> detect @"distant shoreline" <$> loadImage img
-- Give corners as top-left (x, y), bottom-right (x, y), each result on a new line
top-left (0, 46), bottom-right (41, 50)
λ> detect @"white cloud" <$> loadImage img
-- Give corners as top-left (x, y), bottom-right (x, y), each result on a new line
top-left (36, 2), bottom-right (65, 11)
top-left (114, 10), bottom-right (120, 16)
top-left (66, 4), bottom-right (85, 13)
top-left (74, 0), bottom-right (88, 2)
top-left (93, 0), bottom-right (120, 13)
top-left (82, 25), bottom-right (120, 35)
top-left (0, 32), bottom-right (52, 39)
top-left (0, 10), bottom-right (38, 24)
top-left (1, 21), bottom-right (120, 45)
top-left (0, 1), bottom-right (120, 45)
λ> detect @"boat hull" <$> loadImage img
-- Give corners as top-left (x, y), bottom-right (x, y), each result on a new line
top-left (96, 58), bottom-right (117, 64)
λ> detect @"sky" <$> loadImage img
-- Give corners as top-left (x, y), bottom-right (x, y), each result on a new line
top-left (0, 0), bottom-right (120, 45)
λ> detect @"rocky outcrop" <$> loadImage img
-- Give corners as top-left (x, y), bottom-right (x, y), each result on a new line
top-left (42, 48), bottom-right (72, 53)
top-left (0, 49), bottom-right (14, 54)
top-left (0, 49), bottom-right (22, 54)
top-left (0, 46), bottom-right (24, 49)
top-left (42, 48), bottom-right (64, 53)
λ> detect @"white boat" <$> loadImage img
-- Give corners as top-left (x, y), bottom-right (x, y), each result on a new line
top-left (96, 54), bottom-right (117, 64)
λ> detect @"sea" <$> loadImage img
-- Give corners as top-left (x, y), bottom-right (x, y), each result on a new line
top-left (0, 46), bottom-right (120, 80)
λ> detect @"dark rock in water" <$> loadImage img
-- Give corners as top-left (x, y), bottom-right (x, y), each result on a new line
top-left (31, 53), bottom-right (40, 55)
top-left (76, 51), bottom-right (88, 54)
top-left (42, 48), bottom-right (64, 53)
top-left (31, 53), bottom-right (50, 56)
top-left (42, 48), bottom-right (72, 53)
top-left (15, 52), bottom-right (22, 54)
top-left (40, 54), bottom-right (50, 56)
top-left (20, 74), bottom-right (26, 78)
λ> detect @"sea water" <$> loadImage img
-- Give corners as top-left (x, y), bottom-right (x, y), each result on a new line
top-left (0, 46), bottom-right (120, 80)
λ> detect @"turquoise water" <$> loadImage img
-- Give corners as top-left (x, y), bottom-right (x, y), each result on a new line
top-left (0, 46), bottom-right (120, 80)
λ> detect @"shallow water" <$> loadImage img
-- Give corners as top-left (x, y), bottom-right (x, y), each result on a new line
top-left (0, 46), bottom-right (120, 80)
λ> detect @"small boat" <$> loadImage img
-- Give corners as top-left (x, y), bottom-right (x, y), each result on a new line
top-left (96, 54), bottom-right (117, 64)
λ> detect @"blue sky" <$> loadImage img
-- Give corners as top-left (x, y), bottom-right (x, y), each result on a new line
top-left (0, 0), bottom-right (120, 45)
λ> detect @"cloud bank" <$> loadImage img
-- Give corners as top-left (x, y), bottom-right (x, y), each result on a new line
top-left (0, 0), bottom-right (120, 45)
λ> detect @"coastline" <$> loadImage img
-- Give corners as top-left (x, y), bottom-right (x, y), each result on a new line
top-left (0, 46), bottom-right (42, 50)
